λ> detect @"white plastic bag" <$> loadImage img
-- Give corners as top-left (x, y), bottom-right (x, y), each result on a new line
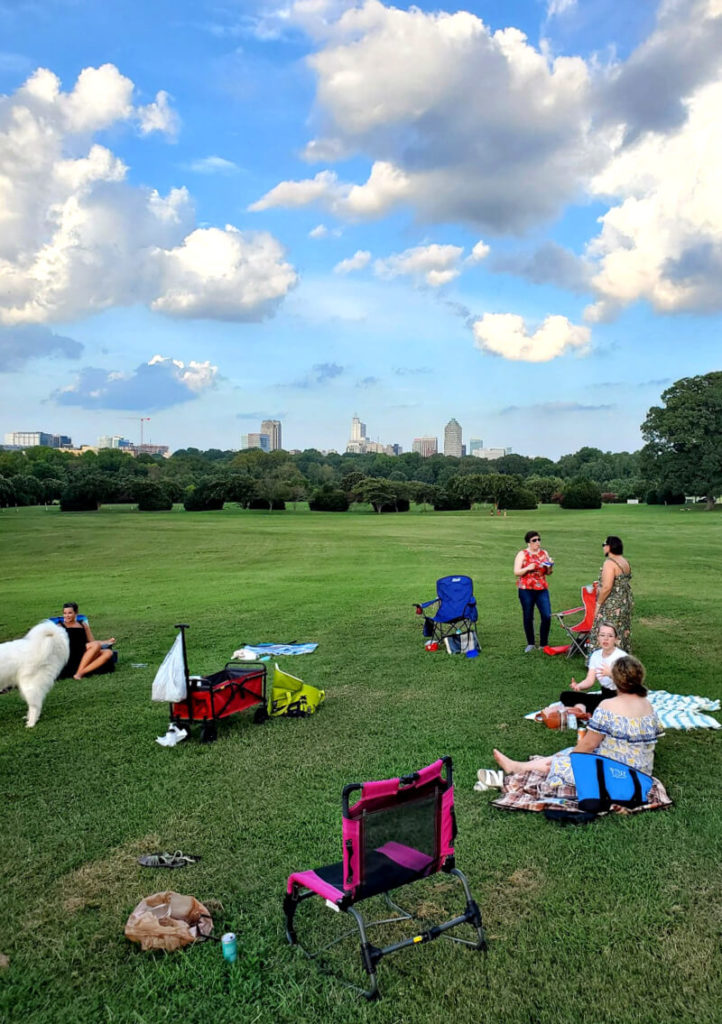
top-left (151, 635), bottom-right (188, 702)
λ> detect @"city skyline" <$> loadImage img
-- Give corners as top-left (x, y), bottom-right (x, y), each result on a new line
top-left (1, 1), bottom-right (720, 460)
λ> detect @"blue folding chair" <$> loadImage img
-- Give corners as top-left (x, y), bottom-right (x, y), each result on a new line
top-left (414, 576), bottom-right (479, 650)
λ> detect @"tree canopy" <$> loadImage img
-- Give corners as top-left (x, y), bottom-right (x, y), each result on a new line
top-left (641, 371), bottom-right (722, 508)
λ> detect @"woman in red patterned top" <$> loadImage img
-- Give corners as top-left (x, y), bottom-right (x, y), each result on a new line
top-left (514, 530), bottom-right (554, 653)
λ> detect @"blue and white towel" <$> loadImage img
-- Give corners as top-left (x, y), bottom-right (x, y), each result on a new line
top-left (526, 690), bottom-right (720, 731)
top-left (648, 690), bottom-right (720, 730)
top-left (235, 643), bottom-right (318, 657)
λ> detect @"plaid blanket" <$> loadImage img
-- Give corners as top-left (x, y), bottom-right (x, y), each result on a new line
top-left (491, 766), bottom-right (672, 816)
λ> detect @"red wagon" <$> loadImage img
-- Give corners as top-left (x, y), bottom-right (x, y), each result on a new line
top-left (167, 624), bottom-right (268, 743)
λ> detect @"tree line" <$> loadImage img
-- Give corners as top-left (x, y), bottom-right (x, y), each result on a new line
top-left (1, 371), bottom-right (719, 511)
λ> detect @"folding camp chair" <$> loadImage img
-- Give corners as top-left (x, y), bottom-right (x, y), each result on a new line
top-left (283, 756), bottom-right (485, 1000)
top-left (414, 575), bottom-right (479, 649)
top-left (552, 582), bottom-right (599, 658)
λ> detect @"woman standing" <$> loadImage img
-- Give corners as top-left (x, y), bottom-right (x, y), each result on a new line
top-left (588, 536), bottom-right (633, 651)
top-left (514, 530), bottom-right (554, 653)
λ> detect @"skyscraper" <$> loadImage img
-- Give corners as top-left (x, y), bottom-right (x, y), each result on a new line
top-left (444, 418), bottom-right (462, 457)
top-left (412, 436), bottom-right (438, 457)
top-left (241, 433), bottom-right (270, 452)
top-left (469, 438), bottom-right (484, 455)
top-left (261, 419), bottom-right (282, 450)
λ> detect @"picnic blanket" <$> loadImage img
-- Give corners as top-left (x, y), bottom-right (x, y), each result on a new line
top-left (491, 766), bottom-right (672, 816)
top-left (526, 690), bottom-right (720, 731)
top-left (233, 643), bottom-right (318, 658)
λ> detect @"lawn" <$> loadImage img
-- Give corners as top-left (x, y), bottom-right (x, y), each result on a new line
top-left (1, 503), bottom-right (721, 1024)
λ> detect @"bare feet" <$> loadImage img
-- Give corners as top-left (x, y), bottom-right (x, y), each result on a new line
top-left (493, 749), bottom-right (517, 774)
top-left (73, 673), bottom-right (83, 680)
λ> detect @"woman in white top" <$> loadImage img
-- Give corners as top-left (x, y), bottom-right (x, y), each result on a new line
top-left (559, 622), bottom-right (626, 714)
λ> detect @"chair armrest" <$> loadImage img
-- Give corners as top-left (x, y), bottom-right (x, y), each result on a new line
top-left (418, 599), bottom-right (439, 610)
top-left (554, 605), bottom-right (583, 621)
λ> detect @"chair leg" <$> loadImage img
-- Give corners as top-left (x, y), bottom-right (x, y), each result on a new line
top-left (446, 867), bottom-right (487, 951)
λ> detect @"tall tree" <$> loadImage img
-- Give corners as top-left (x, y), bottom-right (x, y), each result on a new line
top-left (641, 372), bottom-right (722, 508)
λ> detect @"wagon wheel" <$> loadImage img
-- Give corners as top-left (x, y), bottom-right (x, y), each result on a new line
top-left (253, 705), bottom-right (269, 724)
top-left (200, 722), bottom-right (218, 743)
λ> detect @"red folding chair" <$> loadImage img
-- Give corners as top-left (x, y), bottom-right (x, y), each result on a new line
top-left (283, 756), bottom-right (485, 999)
top-left (548, 582), bottom-right (599, 658)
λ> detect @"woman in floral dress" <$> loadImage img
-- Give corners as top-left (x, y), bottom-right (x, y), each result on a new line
top-left (588, 535), bottom-right (633, 652)
top-left (492, 656), bottom-right (663, 793)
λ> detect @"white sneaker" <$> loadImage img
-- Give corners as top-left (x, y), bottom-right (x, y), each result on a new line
top-left (524, 644), bottom-right (537, 653)
top-left (156, 725), bottom-right (188, 747)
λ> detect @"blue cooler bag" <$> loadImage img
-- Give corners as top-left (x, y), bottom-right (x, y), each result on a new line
top-left (570, 753), bottom-right (654, 814)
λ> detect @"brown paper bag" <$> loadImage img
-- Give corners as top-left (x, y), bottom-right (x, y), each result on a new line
top-left (125, 891), bottom-right (213, 952)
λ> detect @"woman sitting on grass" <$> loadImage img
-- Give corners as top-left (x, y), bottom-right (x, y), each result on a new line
top-left (58, 602), bottom-right (116, 680)
top-left (557, 622), bottom-right (627, 715)
top-left (493, 656), bottom-right (663, 791)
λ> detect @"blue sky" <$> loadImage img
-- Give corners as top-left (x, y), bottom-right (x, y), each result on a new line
top-left (1, 0), bottom-right (720, 457)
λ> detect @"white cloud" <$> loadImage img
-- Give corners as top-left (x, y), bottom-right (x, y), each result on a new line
top-left (152, 226), bottom-right (298, 320)
top-left (0, 65), bottom-right (296, 325)
top-left (472, 313), bottom-right (590, 362)
top-left (187, 155), bottom-right (239, 174)
top-left (546, 0), bottom-right (576, 16)
top-left (253, 3), bottom-right (601, 230)
top-left (466, 240), bottom-right (490, 264)
top-left (586, 77), bottom-right (722, 320)
top-left (334, 249), bottom-right (371, 273)
top-left (309, 223), bottom-right (327, 238)
top-left (137, 90), bottom-right (179, 137)
top-left (374, 243), bottom-right (464, 287)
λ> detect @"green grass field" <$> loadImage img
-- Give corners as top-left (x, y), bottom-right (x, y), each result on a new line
top-left (1, 503), bottom-right (721, 1024)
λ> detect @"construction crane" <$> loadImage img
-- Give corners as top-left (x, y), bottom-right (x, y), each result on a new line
top-left (123, 417), bottom-right (151, 446)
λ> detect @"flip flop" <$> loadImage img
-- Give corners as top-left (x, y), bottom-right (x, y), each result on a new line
top-left (137, 851), bottom-right (201, 868)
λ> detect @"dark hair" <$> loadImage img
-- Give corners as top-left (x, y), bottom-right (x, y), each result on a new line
top-left (611, 655), bottom-right (646, 696)
top-left (605, 536), bottom-right (624, 555)
top-left (597, 621), bottom-right (618, 639)
top-left (63, 602), bottom-right (79, 613)
top-left (524, 530), bottom-right (540, 543)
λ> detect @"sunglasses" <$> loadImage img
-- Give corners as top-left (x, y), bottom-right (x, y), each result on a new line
top-left (530, 537), bottom-right (541, 542)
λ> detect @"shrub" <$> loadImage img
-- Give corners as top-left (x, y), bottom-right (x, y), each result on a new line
top-left (183, 482), bottom-right (226, 511)
top-left (601, 492), bottom-right (619, 504)
top-left (433, 491), bottom-right (468, 511)
top-left (500, 487), bottom-right (537, 510)
top-left (646, 489), bottom-right (659, 505)
top-left (135, 481), bottom-right (173, 511)
top-left (659, 489), bottom-right (685, 505)
top-left (309, 487), bottom-right (349, 512)
top-left (560, 480), bottom-right (602, 509)
top-left (60, 479), bottom-right (101, 511)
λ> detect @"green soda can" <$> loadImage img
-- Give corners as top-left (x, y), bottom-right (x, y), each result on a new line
top-left (221, 932), bottom-right (237, 963)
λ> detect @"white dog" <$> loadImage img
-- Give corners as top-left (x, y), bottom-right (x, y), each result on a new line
top-left (0, 621), bottom-right (69, 727)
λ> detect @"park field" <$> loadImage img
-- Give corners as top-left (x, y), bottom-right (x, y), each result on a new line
top-left (1, 502), bottom-right (721, 1024)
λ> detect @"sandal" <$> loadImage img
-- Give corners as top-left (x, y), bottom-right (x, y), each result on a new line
top-left (137, 851), bottom-right (201, 868)
top-left (474, 768), bottom-right (504, 791)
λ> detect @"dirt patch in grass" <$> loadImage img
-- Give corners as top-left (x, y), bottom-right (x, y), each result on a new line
top-left (485, 864), bottom-right (547, 938)
top-left (59, 835), bottom-right (162, 915)
top-left (638, 616), bottom-right (678, 630)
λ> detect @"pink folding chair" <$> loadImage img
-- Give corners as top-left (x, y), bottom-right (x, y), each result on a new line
top-left (283, 756), bottom-right (486, 999)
